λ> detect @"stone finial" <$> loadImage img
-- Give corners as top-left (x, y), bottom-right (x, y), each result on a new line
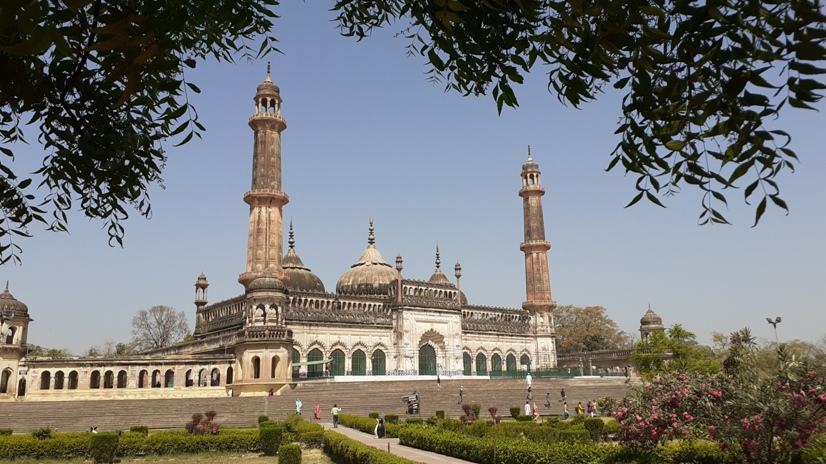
top-left (288, 219), bottom-right (295, 250)
top-left (265, 62), bottom-right (272, 82)
top-left (435, 243), bottom-right (441, 270)
top-left (368, 216), bottom-right (375, 245)
top-left (527, 145), bottom-right (532, 161)
top-left (454, 262), bottom-right (462, 279)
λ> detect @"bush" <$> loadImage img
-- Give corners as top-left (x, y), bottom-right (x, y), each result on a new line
top-left (129, 426), bottom-right (148, 436)
top-left (515, 415), bottom-right (534, 422)
top-left (31, 427), bottom-right (52, 440)
top-left (0, 429), bottom-right (11, 436)
top-left (602, 420), bottom-right (622, 441)
top-left (259, 426), bottom-right (283, 456)
top-left (435, 410), bottom-right (445, 419)
top-left (279, 443), bottom-right (302, 463)
top-left (471, 403), bottom-right (482, 418)
top-left (597, 397), bottom-right (617, 417)
top-left (385, 414), bottom-right (400, 424)
top-left (323, 430), bottom-right (420, 464)
top-left (257, 415), bottom-right (270, 424)
top-left (259, 420), bottom-right (278, 429)
top-left (90, 433), bottom-right (118, 464)
top-left (369, 412), bottom-right (380, 420)
top-left (510, 407), bottom-right (521, 419)
top-left (584, 418), bottom-right (604, 443)
top-left (406, 418), bottom-right (423, 425)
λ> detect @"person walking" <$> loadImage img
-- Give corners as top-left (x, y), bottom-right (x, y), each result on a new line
top-left (545, 392), bottom-right (551, 408)
top-left (560, 388), bottom-right (566, 402)
top-left (525, 373), bottom-right (532, 389)
top-left (295, 398), bottom-right (302, 416)
top-left (524, 401), bottom-right (531, 416)
top-left (314, 403), bottom-right (321, 421)
top-left (331, 404), bottom-right (341, 428)
top-left (563, 402), bottom-right (570, 420)
top-left (587, 400), bottom-right (594, 417)
top-left (437, 374), bottom-right (441, 391)
top-left (458, 385), bottom-right (464, 404)
top-left (532, 402), bottom-right (539, 420)
top-left (575, 401), bottom-right (584, 416)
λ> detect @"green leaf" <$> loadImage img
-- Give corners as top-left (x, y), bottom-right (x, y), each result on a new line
top-left (752, 197), bottom-right (767, 227)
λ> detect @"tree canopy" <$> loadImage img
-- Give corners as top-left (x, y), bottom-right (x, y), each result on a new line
top-left (632, 323), bottom-right (720, 377)
top-left (553, 304), bottom-right (632, 354)
top-left (130, 305), bottom-right (189, 352)
top-left (2, 0), bottom-right (824, 263)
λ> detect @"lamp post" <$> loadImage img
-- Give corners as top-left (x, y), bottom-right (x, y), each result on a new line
top-left (766, 317), bottom-right (782, 344)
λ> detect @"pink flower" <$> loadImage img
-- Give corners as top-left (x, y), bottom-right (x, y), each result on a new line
top-left (672, 422), bottom-right (679, 428)
top-left (709, 425), bottom-right (716, 434)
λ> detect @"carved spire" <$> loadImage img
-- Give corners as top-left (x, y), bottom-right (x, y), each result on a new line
top-left (265, 61), bottom-right (272, 82)
top-left (368, 216), bottom-right (375, 245)
top-left (288, 219), bottom-right (295, 250)
top-left (435, 243), bottom-right (441, 270)
top-left (527, 145), bottom-right (532, 161)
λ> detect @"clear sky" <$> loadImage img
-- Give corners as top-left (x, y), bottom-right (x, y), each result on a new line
top-left (3, 2), bottom-right (825, 355)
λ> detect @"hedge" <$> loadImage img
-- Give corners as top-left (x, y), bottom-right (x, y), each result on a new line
top-left (278, 443), bottom-right (302, 464)
top-left (260, 426), bottom-right (283, 456)
top-left (338, 414), bottom-right (403, 438)
top-left (90, 433), bottom-right (118, 464)
top-left (397, 426), bottom-right (606, 464)
top-left (0, 429), bottom-right (11, 436)
top-left (323, 430), bottom-right (420, 464)
top-left (597, 441), bottom-right (734, 464)
top-left (129, 426), bottom-right (149, 436)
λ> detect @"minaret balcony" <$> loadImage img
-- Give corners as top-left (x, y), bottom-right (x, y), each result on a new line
top-left (520, 240), bottom-right (551, 252)
top-left (243, 190), bottom-right (289, 207)
top-left (248, 114), bottom-right (287, 132)
top-left (518, 185), bottom-right (545, 198)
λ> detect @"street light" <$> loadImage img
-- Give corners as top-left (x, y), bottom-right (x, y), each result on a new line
top-left (766, 317), bottom-right (782, 344)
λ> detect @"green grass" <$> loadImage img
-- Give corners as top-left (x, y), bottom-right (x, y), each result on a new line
top-left (6, 449), bottom-right (333, 464)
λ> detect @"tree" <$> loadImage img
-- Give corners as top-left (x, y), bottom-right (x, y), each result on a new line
top-left (0, 0), bottom-right (279, 264)
top-left (26, 344), bottom-right (71, 357)
top-left (553, 305), bottom-right (632, 354)
top-left (3, 1), bottom-right (824, 264)
top-left (334, 1), bottom-right (825, 227)
top-left (130, 305), bottom-right (189, 352)
top-left (632, 323), bottom-right (720, 378)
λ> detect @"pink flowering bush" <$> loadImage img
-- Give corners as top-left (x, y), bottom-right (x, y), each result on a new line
top-left (614, 328), bottom-right (826, 464)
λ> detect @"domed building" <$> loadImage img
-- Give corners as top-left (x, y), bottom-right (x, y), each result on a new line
top-left (0, 283), bottom-right (32, 396)
top-left (3, 72), bottom-right (563, 400)
top-left (640, 306), bottom-right (665, 340)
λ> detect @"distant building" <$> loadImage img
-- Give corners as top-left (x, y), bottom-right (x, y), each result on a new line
top-left (1, 72), bottom-right (562, 400)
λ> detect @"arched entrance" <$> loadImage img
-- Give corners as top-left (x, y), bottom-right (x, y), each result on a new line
top-left (330, 349), bottom-right (345, 376)
top-left (307, 348), bottom-right (324, 378)
top-left (476, 353), bottom-right (488, 375)
top-left (211, 368), bottom-right (221, 386)
top-left (520, 354), bottom-right (531, 371)
top-left (506, 354), bottom-right (517, 376)
top-left (418, 345), bottom-right (436, 375)
top-left (17, 378), bottom-right (26, 397)
top-left (1, 368), bottom-right (11, 393)
top-left (491, 354), bottom-right (503, 377)
top-left (226, 367), bottom-right (234, 384)
top-left (351, 350), bottom-right (366, 376)
top-left (371, 350), bottom-right (386, 376)
top-left (463, 353), bottom-right (472, 375)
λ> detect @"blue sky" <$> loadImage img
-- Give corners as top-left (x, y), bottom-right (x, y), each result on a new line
top-left (4, 2), bottom-right (825, 355)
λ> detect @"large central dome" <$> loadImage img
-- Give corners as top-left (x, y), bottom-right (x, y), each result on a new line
top-left (336, 219), bottom-right (400, 295)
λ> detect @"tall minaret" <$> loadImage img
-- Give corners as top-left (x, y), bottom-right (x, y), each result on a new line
top-left (519, 146), bottom-right (557, 368)
top-left (238, 65), bottom-right (290, 288)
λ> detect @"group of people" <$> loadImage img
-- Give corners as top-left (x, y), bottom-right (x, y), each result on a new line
top-left (562, 399), bottom-right (599, 419)
top-left (294, 398), bottom-right (342, 427)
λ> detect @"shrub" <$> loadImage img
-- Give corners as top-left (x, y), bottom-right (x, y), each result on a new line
top-left (298, 431), bottom-right (324, 448)
top-left (584, 418), bottom-right (604, 442)
top-left (185, 411), bottom-right (219, 435)
top-left (257, 415), bottom-right (270, 424)
top-left (369, 412), bottom-right (380, 420)
top-left (323, 430), bottom-right (420, 464)
top-left (259, 426), bottom-right (283, 456)
top-left (278, 443), bottom-right (302, 464)
top-left (597, 396), bottom-right (617, 417)
top-left (515, 415), bottom-right (534, 422)
top-left (385, 414), bottom-right (399, 424)
top-left (259, 420), bottom-right (278, 429)
top-left (31, 427), bottom-right (52, 440)
top-left (544, 416), bottom-right (561, 427)
top-left (0, 429), bottom-right (11, 435)
top-left (602, 420), bottom-right (622, 441)
top-left (435, 410), bottom-right (445, 419)
top-left (510, 407), bottom-right (521, 419)
top-left (90, 433), bottom-right (118, 464)
top-left (406, 418), bottom-right (423, 425)
top-left (129, 426), bottom-right (148, 436)
top-left (471, 403), bottom-right (482, 418)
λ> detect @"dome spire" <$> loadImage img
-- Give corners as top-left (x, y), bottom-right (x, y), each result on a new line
top-left (288, 219), bottom-right (295, 250)
top-left (435, 243), bottom-right (441, 270)
top-left (265, 61), bottom-right (272, 82)
top-left (368, 216), bottom-right (375, 245)
top-left (527, 145), bottom-right (532, 161)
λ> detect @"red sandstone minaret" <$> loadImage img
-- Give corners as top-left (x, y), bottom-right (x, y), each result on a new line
top-left (519, 147), bottom-right (557, 368)
top-left (238, 65), bottom-right (290, 288)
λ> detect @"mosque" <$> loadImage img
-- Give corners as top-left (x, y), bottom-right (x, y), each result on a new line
top-left (0, 72), bottom-right (660, 400)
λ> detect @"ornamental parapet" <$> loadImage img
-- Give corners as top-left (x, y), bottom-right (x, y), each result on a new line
top-left (287, 294), bottom-right (391, 313)
top-left (556, 349), bottom-right (637, 362)
top-left (238, 326), bottom-right (292, 342)
top-left (242, 190), bottom-right (289, 206)
top-left (284, 307), bottom-right (392, 326)
top-left (389, 279), bottom-right (462, 310)
top-left (462, 320), bottom-right (532, 335)
top-left (519, 240), bottom-right (551, 253)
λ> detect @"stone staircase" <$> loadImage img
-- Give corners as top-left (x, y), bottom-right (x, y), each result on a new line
top-left (0, 377), bottom-right (634, 433)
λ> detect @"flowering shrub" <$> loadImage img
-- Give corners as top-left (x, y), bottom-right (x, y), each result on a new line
top-left (615, 328), bottom-right (826, 464)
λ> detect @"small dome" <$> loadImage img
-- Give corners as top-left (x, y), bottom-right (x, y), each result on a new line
top-left (0, 283), bottom-right (29, 317)
top-left (195, 273), bottom-right (209, 288)
top-left (336, 245), bottom-right (400, 295)
top-left (246, 271), bottom-right (286, 292)
top-left (283, 250), bottom-right (325, 293)
top-left (429, 268), bottom-right (451, 285)
top-left (522, 146), bottom-right (539, 172)
top-left (256, 71), bottom-right (282, 99)
top-left (640, 307), bottom-right (663, 326)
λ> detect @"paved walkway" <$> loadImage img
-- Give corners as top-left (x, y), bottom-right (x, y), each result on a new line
top-left (321, 421), bottom-right (473, 463)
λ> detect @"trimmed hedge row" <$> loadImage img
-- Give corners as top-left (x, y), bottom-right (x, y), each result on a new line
top-left (338, 414), bottom-right (403, 438)
top-left (397, 426), bottom-right (606, 464)
top-left (279, 443), bottom-right (302, 464)
top-left (598, 441), bottom-right (734, 464)
top-left (323, 430), bottom-right (420, 464)
top-left (0, 429), bottom-right (260, 460)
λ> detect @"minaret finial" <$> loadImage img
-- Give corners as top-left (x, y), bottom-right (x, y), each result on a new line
top-left (527, 145), bottom-right (532, 161)
top-left (368, 216), bottom-right (375, 245)
top-left (4, 280), bottom-right (7, 291)
top-left (265, 62), bottom-right (272, 82)
top-left (288, 219), bottom-right (295, 250)
top-left (435, 243), bottom-right (441, 270)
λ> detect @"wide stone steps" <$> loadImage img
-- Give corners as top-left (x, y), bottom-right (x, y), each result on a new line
top-left (0, 378), bottom-right (633, 433)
